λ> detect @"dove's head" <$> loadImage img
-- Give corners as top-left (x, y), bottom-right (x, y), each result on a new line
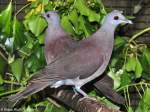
top-left (102, 10), bottom-right (132, 28)
top-left (42, 11), bottom-right (60, 26)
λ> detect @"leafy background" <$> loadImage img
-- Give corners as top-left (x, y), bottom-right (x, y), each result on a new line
top-left (0, 0), bottom-right (150, 111)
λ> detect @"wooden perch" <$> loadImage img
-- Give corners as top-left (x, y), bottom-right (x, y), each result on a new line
top-left (0, 88), bottom-right (122, 112)
top-left (50, 89), bottom-right (122, 112)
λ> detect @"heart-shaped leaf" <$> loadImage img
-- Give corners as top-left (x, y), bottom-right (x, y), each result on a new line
top-left (28, 15), bottom-right (47, 37)
top-left (10, 58), bottom-right (23, 82)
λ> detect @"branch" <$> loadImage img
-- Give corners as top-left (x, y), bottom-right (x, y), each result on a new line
top-left (2, 86), bottom-right (122, 112)
top-left (50, 89), bottom-right (122, 112)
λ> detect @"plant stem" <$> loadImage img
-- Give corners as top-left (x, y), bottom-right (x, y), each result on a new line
top-left (3, 80), bottom-right (20, 85)
top-left (15, 3), bottom-right (31, 16)
top-left (117, 82), bottom-right (150, 91)
top-left (135, 85), bottom-right (142, 98)
top-left (129, 27), bottom-right (150, 43)
top-left (0, 88), bottom-right (21, 97)
top-left (126, 86), bottom-right (131, 106)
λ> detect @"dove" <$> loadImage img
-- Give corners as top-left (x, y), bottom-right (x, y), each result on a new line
top-left (8, 10), bottom-right (132, 101)
top-left (43, 11), bottom-right (125, 104)
top-left (43, 11), bottom-right (77, 64)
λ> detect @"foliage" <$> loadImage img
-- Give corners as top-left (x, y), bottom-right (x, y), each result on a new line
top-left (0, 0), bottom-right (150, 112)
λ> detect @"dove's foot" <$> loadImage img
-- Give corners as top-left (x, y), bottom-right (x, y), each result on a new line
top-left (74, 86), bottom-right (88, 97)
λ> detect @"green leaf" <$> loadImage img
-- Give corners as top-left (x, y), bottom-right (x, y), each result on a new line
top-left (126, 56), bottom-right (143, 78)
top-left (23, 106), bottom-right (34, 112)
top-left (75, 0), bottom-right (100, 22)
top-left (25, 47), bottom-right (45, 72)
top-left (136, 89), bottom-right (150, 112)
top-left (13, 17), bottom-right (26, 48)
top-left (114, 36), bottom-right (126, 49)
top-left (120, 72), bottom-right (131, 87)
top-left (108, 69), bottom-right (121, 89)
top-left (126, 56), bottom-right (136, 72)
top-left (0, 75), bottom-right (4, 85)
top-left (135, 58), bottom-right (143, 78)
top-left (68, 9), bottom-right (78, 28)
top-left (39, 0), bottom-right (49, 5)
top-left (128, 107), bottom-right (134, 112)
top-left (78, 15), bottom-right (91, 36)
top-left (44, 103), bottom-right (67, 112)
top-left (0, 1), bottom-right (12, 35)
top-left (10, 58), bottom-right (23, 82)
top-left (38, 34), bottom-right (45, 44)
top-left (143, 48), bottom-right (150, 65)
top-left (61, 16), bottom-right (74, 34)
top-left (28, 15), bottom-right (47, 37)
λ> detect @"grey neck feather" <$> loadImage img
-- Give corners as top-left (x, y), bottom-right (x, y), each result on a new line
top-left (101, 21), bottom-right (117, 34)
top-left (45, 20), bottom-right (64, 42)
top-left (91, 21), bottom-right (116, 48)
top-left (47, 18), bottom-right (61, 31)
top-left (80, 22), bottom-right (117, 85)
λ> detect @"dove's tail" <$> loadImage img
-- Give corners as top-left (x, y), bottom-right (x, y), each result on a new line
top-left (8, 82), bottom-right (49, 102)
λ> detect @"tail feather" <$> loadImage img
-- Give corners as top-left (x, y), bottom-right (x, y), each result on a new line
top-left (8, 82), bottom-right (49, 102)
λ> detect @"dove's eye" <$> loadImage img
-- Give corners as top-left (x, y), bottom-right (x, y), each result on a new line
top-left (114, 16), bottom-right (119, 20)
top-left (47, 14), bottom-right (50, 18)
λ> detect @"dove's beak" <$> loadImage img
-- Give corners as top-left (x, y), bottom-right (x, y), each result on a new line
top-left (126, 19), bottom-right (133, 24)
top-left (123, 19), bottom-right (133, 24)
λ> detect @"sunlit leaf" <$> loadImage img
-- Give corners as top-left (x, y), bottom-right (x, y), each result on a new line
top-left (23, 106), bottom-right (34, 112)
top-left (128, 107), bottom-right (134, 112)
top-left (44, 103), bottom-right (67, 112)
top-left (38, 34), bottom-right (45, 44)
top-left (61, 16), bottom-right (74, 34)
top-left (108, 69), bottom-right (121, 89)
top-left (135, 58), bottom-right (143, 78)
top-left (69, 9), bottom-right (78, 28)
top-left (126, 56), bottom-right (143, 78)
top-left (126, 56), bottom-right (136, 72)
top-left (0, 1), bottom-right (12, 35)
top-left (75, 0), bottom-right (100, 22)
top-left (39, 0), bottom-right (49, 5)
top-left (78, 15), bottom-right (91, 37)
top-left (27, 0), bottom-right (36, 2)
top-left (35, 4), bottom-right (44, 12)
top-left (28, 15), bottom-right (47, 37)
top-left (10, 58), bottom-right (23, 82)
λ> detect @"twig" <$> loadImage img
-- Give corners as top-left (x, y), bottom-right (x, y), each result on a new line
top-left (129, 27), bottom-right (150, 43)
top-left (15, 3), bottom-right (31, 16)
top-left (117, 82), bottom-right (150, 91)
top-left (3, 80), bottom-right (20, 85)
top-left (0, 88), bottom-right (21, 97)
